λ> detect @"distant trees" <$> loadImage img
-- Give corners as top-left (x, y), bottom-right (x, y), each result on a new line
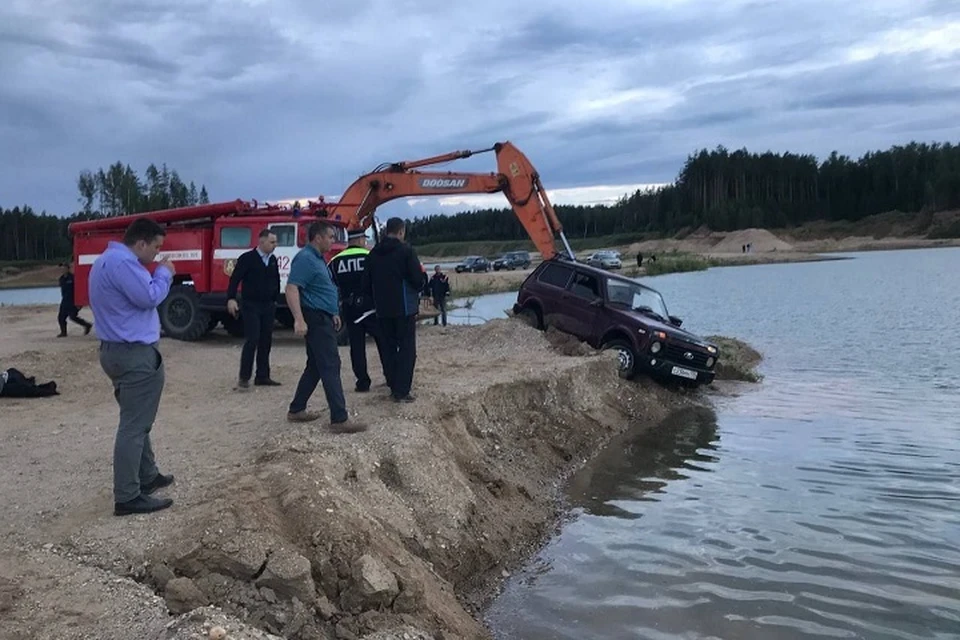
top-left (406, 140), bottom-right (960, 244)
top-left (0, 162), bottom-right (209, 262)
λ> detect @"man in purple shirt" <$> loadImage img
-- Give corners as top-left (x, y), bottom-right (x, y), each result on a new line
top-left (89, 218), bottom-right (177, 516)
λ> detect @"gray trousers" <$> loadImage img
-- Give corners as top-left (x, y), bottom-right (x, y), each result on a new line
top-left (98, 341), bottom-right (164, 503)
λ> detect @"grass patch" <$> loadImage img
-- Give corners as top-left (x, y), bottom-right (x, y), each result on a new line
top-left (449, 278), bottom-right (522, 299)
top-left (643, 254), bottom-right (711, 276)
top-left (706, 335), bottom-right (763, 382)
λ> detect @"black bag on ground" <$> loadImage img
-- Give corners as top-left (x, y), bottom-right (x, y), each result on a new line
top-left (0, 368), bottom-right (59, 398)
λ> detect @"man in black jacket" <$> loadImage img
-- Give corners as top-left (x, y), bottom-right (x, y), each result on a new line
top-left (362, 217), bottom-right (426, 403)
top-left (227, 229), bottom-right (281, 389)
top-left (57, 261), bottom-right (93, 337)
top-left (427, 265), bottom-right (450, 326)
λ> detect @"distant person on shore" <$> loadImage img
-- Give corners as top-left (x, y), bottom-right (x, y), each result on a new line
top-left (226, 228), bottom-right (281, 390)
top-left (285, 220), bottom-right (367, 433)
top-left (362, 216), bottom-right (426, 403)
top-left (636, 252), bottom-right (643, 267)
top-left (57, 261), bottom-right (93, 337)
top-left (427, 265), bottom-right (450, 326)
top-left (88, 218), bottom-right (176, 516)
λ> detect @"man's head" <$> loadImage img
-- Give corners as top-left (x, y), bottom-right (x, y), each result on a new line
top-left (434, 265), bottom-right (441, 275)
top-left (123, 218), bottom-right (167, 265)
top-left (258, 228), bottom-right (278, 255)
top-left (347, 228), bottom-right (367, 248)
top-left (60, 261), bottom-right (72, 273)
top-left (384, 217), bottom-right (406, 240)
top-left (307, 220), bottom-right (337, 253)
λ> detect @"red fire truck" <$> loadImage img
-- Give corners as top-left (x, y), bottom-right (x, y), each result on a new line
top-left (69, 198), bottom-right (353, 341)
top-left (67, 141), bottom-right (572, 342)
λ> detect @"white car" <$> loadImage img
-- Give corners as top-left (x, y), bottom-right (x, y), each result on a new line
top-left (585, 250), bottom-right (622, 270)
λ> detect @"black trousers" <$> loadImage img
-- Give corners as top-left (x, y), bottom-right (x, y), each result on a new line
top-left (289, 308), bottom-right (348, 422)
top-left (378, 315), bottom-right (417, 397)
top-left (239, 300), bottom-right (275, 381)
top-left (58, 302), bottom-right (91, 334)
top-left (343, 306), bottom-right (391, 391)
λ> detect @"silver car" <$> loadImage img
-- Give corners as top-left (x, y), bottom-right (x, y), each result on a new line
top-left (585, 250), bottom-right (622, 270)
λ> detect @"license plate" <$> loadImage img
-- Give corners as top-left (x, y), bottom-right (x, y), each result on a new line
top-left (671, 366), bottom-right (698, 380)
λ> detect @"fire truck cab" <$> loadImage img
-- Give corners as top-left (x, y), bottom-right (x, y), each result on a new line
top-left (69, 200), bottom-right (350, 342)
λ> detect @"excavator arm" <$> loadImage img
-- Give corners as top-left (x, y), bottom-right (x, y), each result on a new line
top-left (327, 141), bottom-right (575, 261)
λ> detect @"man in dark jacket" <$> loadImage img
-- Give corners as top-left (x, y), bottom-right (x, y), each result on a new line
top-left (57, 261), bottom-right (93, 337)
top-left (227, 229), bottom-right (281, 389)
top-left (427, 265), bottom-right (451, 326)
top-left (329, 228), bottom-right (391, 392)
top-left (362, 217), bottom-right (426, 403)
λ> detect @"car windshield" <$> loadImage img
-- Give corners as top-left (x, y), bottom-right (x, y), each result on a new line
top-left (606, 279), bottom-right (670, 320)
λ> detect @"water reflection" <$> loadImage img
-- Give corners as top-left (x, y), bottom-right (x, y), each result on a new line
top-left (567, 406), bottom-right (719, 519)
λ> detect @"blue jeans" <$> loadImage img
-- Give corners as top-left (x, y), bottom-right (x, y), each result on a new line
top-left (289, 308), bottom-right (348, 422)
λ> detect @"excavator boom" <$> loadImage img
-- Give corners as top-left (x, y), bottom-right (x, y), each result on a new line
top-left (331, 141), bottom-right (574, 261)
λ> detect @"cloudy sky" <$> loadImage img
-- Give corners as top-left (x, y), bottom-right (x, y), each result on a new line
top-left (2, 0), bottom-right (958, 219)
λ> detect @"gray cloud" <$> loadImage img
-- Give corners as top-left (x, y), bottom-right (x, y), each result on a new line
top-left (0, 0), bottom-right (958, 219)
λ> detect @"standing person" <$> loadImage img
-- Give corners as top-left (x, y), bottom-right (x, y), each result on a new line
top-left (285, 220), bottom-right (367, 433)
top-left (88, 218), bottom-right (176, 516)
top-left (362, 217), bottom-right (426, 403)
top-left (329, 228), bottom-right (391, 392)
top-left (427, 265), bottom-right (450, 326)
top-left (57, 261), bottom-right (93, 337)
top-left (226, 229), bottom-right (281, 389)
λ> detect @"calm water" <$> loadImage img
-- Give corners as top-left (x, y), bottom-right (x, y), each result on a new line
top-left (0, 286), bottom-right (60, 305)
top-left (486, 248), bottom-right (960, 640)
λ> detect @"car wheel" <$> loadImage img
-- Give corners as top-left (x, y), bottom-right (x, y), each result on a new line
top-left (516, 307), bottom-right (542, 330)
top-left (602, 339), bottom-right (637, 379)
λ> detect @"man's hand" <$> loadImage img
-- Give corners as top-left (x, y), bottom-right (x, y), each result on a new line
top-left (294, 318), bottom-right (307, 336)
top-left (227, 299), bottom-right (239, 318)
top-left (157, 256), bottom-right (176, 274)
top-left (333, 315), bottom-right (342, 331)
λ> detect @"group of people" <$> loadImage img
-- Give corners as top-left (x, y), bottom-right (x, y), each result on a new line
top-left (83, 215), bottom-right (450, 516)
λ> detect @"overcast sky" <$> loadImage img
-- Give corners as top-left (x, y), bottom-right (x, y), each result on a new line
top-left (2, 0), bottom-right (958, 219)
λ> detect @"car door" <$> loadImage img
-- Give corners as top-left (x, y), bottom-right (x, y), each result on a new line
top-left (561, 269), bottom-right (602, 339)
top-left (532, 262), bottom-right (574, 330)
top-left (267, 222), bottom-right (298, 290)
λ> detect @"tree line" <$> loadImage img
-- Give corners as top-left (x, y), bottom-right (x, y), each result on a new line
top-left (405, 140), bottom-right (960, 244)
top-left (0, 163), bottom-right (209, 262)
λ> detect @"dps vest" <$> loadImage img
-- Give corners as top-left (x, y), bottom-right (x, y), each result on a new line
top-left (329, 246), bottom-right (370, 307)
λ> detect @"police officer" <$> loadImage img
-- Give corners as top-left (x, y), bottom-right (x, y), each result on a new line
top-left (329, 228), bottom-right (391, 392)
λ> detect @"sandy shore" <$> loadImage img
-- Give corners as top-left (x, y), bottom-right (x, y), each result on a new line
top-left (0, 303), bottom-right (756, 639)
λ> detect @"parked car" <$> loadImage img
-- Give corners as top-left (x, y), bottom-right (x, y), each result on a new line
top-left (585, 250), bottom-right (622, 270)
top-left (455, 256), bottom-right (491, 273)
top-left (493, 251), bottom-right (532, 271)
top-left (512, 259), bottom-right (719, 388)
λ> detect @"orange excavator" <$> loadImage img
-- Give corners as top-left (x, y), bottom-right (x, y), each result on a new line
top-left (323, 141), bottom-right (576, 261)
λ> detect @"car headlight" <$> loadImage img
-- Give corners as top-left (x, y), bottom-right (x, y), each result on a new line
top-left (650, 341), bottom-right (662, 354)
top-left (706, 357), bottom-right (715, 368)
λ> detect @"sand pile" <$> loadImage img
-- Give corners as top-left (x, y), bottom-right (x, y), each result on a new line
top-left (709, 228), bottom-right (795, 253)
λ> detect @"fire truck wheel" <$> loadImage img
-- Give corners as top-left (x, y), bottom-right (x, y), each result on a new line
top-left (158, 285), bottom-right (211, 341)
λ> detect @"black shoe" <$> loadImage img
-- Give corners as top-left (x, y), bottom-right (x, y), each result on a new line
top-left (254, 378), bottom-right (281, 386)
top-left (142, 473), bottom-right (174, 495)
top-left (236, 379), bottom-right (250, 390)
top-left (56, 332), bottom-right (67, 338)
top-left (114, 494), bottom-right (173, 516)
top-left (355, 383), bottom-right (371, 393)
top-left (392, 394), bottom-right (415, 403)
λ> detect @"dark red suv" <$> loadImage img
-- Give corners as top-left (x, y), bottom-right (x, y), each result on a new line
top-left (513, 258), bottom-right (719, 388)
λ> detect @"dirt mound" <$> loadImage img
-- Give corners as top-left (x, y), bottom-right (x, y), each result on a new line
top-left (0, 307), bottom-right (722, 640)
top-left (710, 228), bottom-right (795, 254)
top-left (708, 335), bottom-right (763, 382)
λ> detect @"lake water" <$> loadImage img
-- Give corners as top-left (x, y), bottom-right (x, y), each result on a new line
top-left (486, 248), bottom-right (960, 639)
top-left (0, 286), bottom-right (60, 306)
